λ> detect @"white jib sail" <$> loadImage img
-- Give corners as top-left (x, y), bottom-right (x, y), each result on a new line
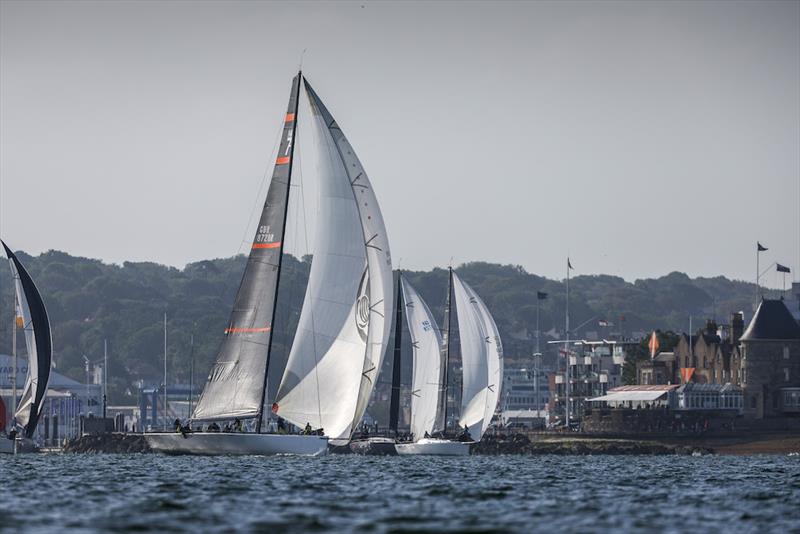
top-left (401, 276), bottom-right (443, 441)
top-left (453, 273), bottom-right (503, 441)
top-left (9, 263), bottom-right (41, 427)
top-left (274, 81), bottom-right (392, 440)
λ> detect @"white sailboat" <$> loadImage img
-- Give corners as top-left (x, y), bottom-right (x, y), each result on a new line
top-left (396, 268), bottom-right (502, 456)
top-left (394, 272), bottom-right (468, 456)
top-left (1, 241), bottom-right (53, 455)
top-left (146, 72), bottom-right (392, 455)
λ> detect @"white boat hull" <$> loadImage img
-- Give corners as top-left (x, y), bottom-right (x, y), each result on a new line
top-left (145, 432), bottom-right (329, 456)
top-left (395, 438), bottom-right (471, 456)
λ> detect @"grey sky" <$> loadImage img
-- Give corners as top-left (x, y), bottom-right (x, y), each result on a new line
top-left (1, 0), bottom-right (798, 286)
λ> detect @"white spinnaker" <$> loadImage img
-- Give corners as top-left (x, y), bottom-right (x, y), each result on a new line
top-left (453, 273), bottom-right (502, 441)
top-left (401, 276), bottom-right (443, 441)
top-left (9, 262), bottom-right (40, 427)
top-left (274, 81), bottom-right (392, 440)
top-left (465, 280), bottom-right (503, 437)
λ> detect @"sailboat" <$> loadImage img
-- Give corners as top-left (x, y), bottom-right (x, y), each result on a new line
top-left (395, 268), bottom-right (502, 455)
top-left (145, 71), bottom-right (393, 455)
top-left (1, 241), bottom-right (52, 454)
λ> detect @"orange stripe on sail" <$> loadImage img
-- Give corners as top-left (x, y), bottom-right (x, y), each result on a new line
top-left (285, 113), bottom-right (295, 122)
top-left (276, 156), bottom-right (290, 165)
top-left (252, 242), bottom-right (281, 249)
top-left (225, 326), bottom-right (272, 334)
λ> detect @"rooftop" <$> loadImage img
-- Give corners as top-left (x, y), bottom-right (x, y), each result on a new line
top-left (741, 299), bottom-right (800, 341)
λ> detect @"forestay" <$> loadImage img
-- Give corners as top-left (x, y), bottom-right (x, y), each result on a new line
top-left (401, 276), bottom-right (444, 441)
top-left (453, 273), bottom-right (503, 441)
top-left (274, 79), bottom-right (392, 440)
top-left (192, 73), bottom-right (301, 421)
top-left (2, 241), bottom-right (52, 438)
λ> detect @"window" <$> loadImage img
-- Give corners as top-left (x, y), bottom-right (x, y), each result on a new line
top-left (784, 368), bottom-right (790, 382)
top-left (784, 346), bottom-right (790, 360)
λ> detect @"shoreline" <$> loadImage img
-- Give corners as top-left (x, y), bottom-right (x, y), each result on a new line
top-left (54, 431), bottom-right (800, 456)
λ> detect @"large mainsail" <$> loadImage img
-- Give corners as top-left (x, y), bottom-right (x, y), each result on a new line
top-left (274, 79), bottom-right (392, 439)
top-left (453, 273), bottom-right (503, 441)
top-left (401, 275), bottom-right (444, 440)
top-left (2, 241), bottom-right (52, 438)
top-left (192, 73), bottom-right (301, 422)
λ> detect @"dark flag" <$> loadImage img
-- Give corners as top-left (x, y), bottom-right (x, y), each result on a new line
top-left (537, 291), bottom-right (548, 300)
top-left (757, 242), bottom-right (768, 252)
top-left (777, 264), bottom-right (791, 273)
top-left (568, 258), bottom-right (574, 270)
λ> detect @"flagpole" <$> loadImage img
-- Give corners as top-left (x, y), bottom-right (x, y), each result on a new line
top-left (535, 296), bottom-right (541, 415)
top-left (756, 244), bottom-right (759, 305)
top-left (565, 257), bottom-right (570, 429)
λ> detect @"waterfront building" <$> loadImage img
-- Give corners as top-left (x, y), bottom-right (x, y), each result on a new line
top-left (1, 353), bottom-right (101, 444)
top-left (501, 366), bottom-right (549, 428)
top-left (740, 299), bottom-right (800, 418)
top-left (671, 313), bottom-right (744, 386)
top-left (637, 352), bottom-right (676, 385)
top-left (550, 340), bottom-right (630, 422)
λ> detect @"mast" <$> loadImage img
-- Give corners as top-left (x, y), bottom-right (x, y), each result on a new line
top-left (389, 271), bottom-right (403, 434)
top-left (255, 71), bottom-right (302, 433)
top-left (103, 339), bottom-right (108, 419)
top-left (188, 333), bottom-right (194, 417)
top-left (163, 311), bottom-right (167, 431)
top-left (11, 298), bottom-right (17, 422)
top-left (441, 266), bottom-right (454, 435)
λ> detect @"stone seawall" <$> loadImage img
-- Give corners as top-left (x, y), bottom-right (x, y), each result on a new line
top-left (63, 433), bottom-right (152, 454)
top-left (472, 434), bottom-right (711, 455)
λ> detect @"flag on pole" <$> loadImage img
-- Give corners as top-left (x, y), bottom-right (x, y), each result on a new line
top-left (537, 291), bottom-right (548, 300)
top-left (648, 331), bottom-right (660, 359)
top-left (757, 242), bottom-right (768, 252)
top-left (568, 258), bottom-right (574, 270)
top-left (598, 319), bottom-right (611, 327)
top-left (777, 263), bottom-right (791, 273)
top-left (680, 367), bottom-right (695, 383)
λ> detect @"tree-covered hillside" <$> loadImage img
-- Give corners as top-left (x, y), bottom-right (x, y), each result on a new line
top-left (0, 249), bottom-right (773, 404)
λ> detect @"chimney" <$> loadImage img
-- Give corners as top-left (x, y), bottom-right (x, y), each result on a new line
top-left (705, 319), bottom-right (718, 337)
top-left (731, 312), bottom-right (744, 345)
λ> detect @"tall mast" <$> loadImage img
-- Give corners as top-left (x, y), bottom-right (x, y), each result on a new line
top-left (565, 257), bottom-right (570, 428)
top-left (11, 295), bottom-right (17, 422)
top-left (389, 271), bottom-right (403, 434)
top-left (255, 71), bottom-right (302, 433)
top-left (441, 266), bottom-right (454, 434)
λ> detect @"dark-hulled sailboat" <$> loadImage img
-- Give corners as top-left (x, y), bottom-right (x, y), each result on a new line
top-left (145, 72), bottom-right (393, 455)
top-left (2, 241), bottom-right (52, 454)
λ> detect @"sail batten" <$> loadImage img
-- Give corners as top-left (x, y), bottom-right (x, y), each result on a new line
top-left (274, 79), bottom-right (392, 440)
top-left (2, 241), bottom-right (52, 439)
top-left (191, 73), bottom-right (301, 422)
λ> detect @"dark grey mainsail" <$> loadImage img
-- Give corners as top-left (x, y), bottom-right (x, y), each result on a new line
top-left (191, 73), bottom-right (301, 423)
top-left (2, 241), bottom-right (52, 439)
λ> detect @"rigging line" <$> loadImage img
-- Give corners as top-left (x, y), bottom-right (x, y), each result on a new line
top-left (237, 111), bottom-right (285, 255)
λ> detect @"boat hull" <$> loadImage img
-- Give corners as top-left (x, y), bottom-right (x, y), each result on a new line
top-left (0, 437), bottom-right (36, 455)
top-left (145, 432), bottom-right (329, 456)
top-left (395, 438), bottom-right (471, 456)
top-left (349, 437), bottom-right (397, 456)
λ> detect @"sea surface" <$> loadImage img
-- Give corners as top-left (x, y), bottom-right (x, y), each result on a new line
top-left (1, 453), bottom-right (799, 533)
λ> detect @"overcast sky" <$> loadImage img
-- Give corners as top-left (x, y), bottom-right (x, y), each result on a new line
top-left (1, 0), bottom-right (798, 286)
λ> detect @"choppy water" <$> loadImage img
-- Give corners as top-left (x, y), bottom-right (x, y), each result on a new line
top-left (1, 454), bottom-right (799, 533)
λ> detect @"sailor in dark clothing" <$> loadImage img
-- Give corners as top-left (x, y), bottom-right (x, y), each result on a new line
top-left (207, 422), bottom-right (220, 432)
top-left (233, 418), bottom-right (243, 432)
top-left (304, 422), bottom-right (312, 435)
top-left (174, 419), bottom-right (182, 433)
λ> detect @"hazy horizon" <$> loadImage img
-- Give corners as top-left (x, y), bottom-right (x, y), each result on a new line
top-left (1, 0), bottom-right (798, 288)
